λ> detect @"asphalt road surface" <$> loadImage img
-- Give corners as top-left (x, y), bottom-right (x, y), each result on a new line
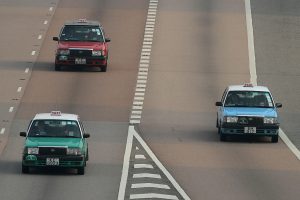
top-left (0, 0), bottom-right (300, 200)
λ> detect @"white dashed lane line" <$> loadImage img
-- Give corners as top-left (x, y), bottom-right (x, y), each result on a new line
top-left (43, 20), bottom-right (48, 25)
top-left (9, 107), bottom-right (14, 113)
top-left (31, 51), bottom-right (36, 56)
top-left (0, 128), bottom-right (5, 134)
top-left (17, 87), bottom-right (22, 93)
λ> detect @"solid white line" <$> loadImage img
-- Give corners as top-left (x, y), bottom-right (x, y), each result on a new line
top-left (9, 107), bottom-right (14, 112)
top-left (134, 164), bottom-right (154, 169)
top-left (25, 68), bottom-right (29, 73)
top-left (38, 35), bottom-right (42, 40)
top-left (0, 128), bottom-right (5, 134)
top-left (31, 51), bottom-right (36, 56)
top-left (17, 87), bottom-right (22, 92)
top-left (43, 20), bottom-right (48, 25)
top-left (130, 193), bottom-right (178, 200)
top-left (117, 127), bottom-right (134, 200)
top-left (135, 154), bottom-right (146, 159)
top-left (131, 183), bottom-right (170, 189)
top-left (133, 173), bottom-right (161, 179)
top-left (132, 128), bottom-right (191, 200)
top-left (245, 0), bottom-right (300, 160)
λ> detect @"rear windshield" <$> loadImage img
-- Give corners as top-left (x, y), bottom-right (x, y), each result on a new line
top-left (224, 91), bottom-right (274, 108)
top-left (28, 120), bottom-right (81, 138)
top-left (60, 25), bottom-right (104, 42)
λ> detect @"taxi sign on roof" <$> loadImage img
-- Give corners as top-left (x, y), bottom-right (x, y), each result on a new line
top-left (77, 18), bottom-right (87, 23)
top-left (51, 111), bottom-right (61, 116)
top-left (243, 83), bottom-right (253, 87)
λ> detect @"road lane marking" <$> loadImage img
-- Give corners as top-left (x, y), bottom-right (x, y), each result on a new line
top-left (0, 128), bottom-right (5, 134)
top-left (17, 87), bottom-right (22, 92)
top-left (132, 105), bottom-right (143, 110)
top-left (131, 183), bottom-right (170, 189)
top-left (25, 68), bottom-right (29, 73)
top-left (136, 146), bottom-right (139, 150)
top-left (245, 0), bottom-right (300, 160)
top-left (43, 20), bottom-right (48, 25)
top-left (134, 164), bottom-right (154, 169)
top-left (49, 7), bottom-right (53, 11)
top-left (133, 173), bottom-right (161, 179)
top-left (135, 154), bottom-right (146, 159)
top-left (130, 193), bottom-right (179, 200)
top-left (38, 35), bottom-right (42, 40)
top-left (9, 107), bottom-right (14, 112)
top-left (31, 51), bottom-right (36, 56)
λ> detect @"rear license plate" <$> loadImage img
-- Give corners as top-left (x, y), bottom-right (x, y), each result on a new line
top-left (244, 127), bottom-right (256, 134)
top-left (46, 158), bottom-right (59, 166)
top-left (75, 58), bottom-right (86, 64)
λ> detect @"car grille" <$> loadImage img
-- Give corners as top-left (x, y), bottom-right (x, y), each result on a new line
top-left (237, 116), bottom-right (263, 126)
top-left (39, 147), bottom-right (67, 155)
top-left (70, 49), bottom-right (92, 57)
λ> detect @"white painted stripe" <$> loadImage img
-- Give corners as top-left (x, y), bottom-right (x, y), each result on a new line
top-left (145, 27), bottom-right (154, 31)
top-left (137, 79), bottom-right (147, 84)
top-left (141, 56), bottom-right (150, 60)
top-left (25, 68), bottom-right (29, 73)
top-left (135, 92), bottom-right (145, 96)
top-left (132, 110), bottom-right (142, 115)
top-left (17, 87), bottom-right (22, 92)
top-left (134, 164), bottom-right (154, 169)
top-left (142, 49), bottom-right (151, 52)
top-left (130, 120), bottom-right (141, 124)
top-left (135, 88), bottom-right (146, 92)
top-left (140, 60), bottom-right (150, 64)
top-left (133, 101), bottom-right (144, 106)
top-left (117, 125), bottom-right (134, 200)
top-left (148, 11), bottom-right (157, 14)
top-left (9, 107), bottom-right (14, 112)
top-left (144, 34), bottom-right (153, 38)
top-left (130, 193), bottom-right (178, 200)
top-left (140, 63), bottom-right (149, 67)
top-left (38, 35), bottom-right (42, 40)
top-left (138, 72), bottom-right (148, 76)
top-left (132, 106), bottom-right (143, 110)
top-left (134, 96), bottom-right (144, 101)
top-left (49, 7), bottom-right (53, 11)
top-left (132, 127), bottom-right (191, 200)
top-left (145, 31), bottom-right (154, 35)
top-left (139, 67), bottom-right (149, 72)
top-left (0, 128), bottom-right (5, 134)
top-left (131, 183), bottom-right (170, 189)
top-left (138, 76), bottom-right (147, 80)
top-left (147, 15), bottom-right (156, 19)
top-left (136, 146), bottom-right (139, 150)
top-left (143, 45), bottom-right (152, 49)
top-left (148, 8), bottom-right (157, 12)
top-left (44, 20), bottom-right (48, 25)
top-left (147, 18), bottom-right (156, 22)
top-left (143, 41), bottom-right (153, 45)
top-left (245, 0), bottom-right (300, 160)
top-left (146, 21), bottom-right (155, 25)
top-left (135, 154), bottom-right (146, 159)
top-left (144, 38), bottom-right (153, 42)
top-left (131, 115), bottom-right (141, 119)
top-left (31, 51), bottom-right (36, 56)
top-left (136, 84), bottom-right (146, 88)
top-left (133, 173), bottom-right (161, 179)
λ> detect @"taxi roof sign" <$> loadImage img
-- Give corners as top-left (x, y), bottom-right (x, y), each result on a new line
top-left (77, 18), bottom-right (87, 23)
top-left (243, 83), bottom-right (253, 87)
top-left (51, 111), bottom-right (62, 116)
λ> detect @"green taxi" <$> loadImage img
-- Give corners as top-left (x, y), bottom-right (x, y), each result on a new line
top-left (20, 111), bottom-right (90, 175)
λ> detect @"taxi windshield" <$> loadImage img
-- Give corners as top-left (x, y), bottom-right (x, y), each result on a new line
top-left (28, 120), bottom-right (81, 138)
top-left (224, 91), bottom-right (274, 108)
top-left (60, 25), bottom-right (104, 42)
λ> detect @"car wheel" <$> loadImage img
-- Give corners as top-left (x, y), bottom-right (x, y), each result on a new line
top-left (101, 65), bottom-right (107, 72)
top-left (271, 135), bottom-right (278, 143)
top-left (86, 149), bottom-right (89, 161)
top-left (78, 167), bottom-right (85, 175)
top-left (22, 165), bottom-right (29, 174)
top-left (55, 64), bottom-right (61, 71)
top-left (220, 134), bottom-right (226, 142)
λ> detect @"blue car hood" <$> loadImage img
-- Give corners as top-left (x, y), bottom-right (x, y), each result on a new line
top-left (223, 107), bottom-right (277, 117)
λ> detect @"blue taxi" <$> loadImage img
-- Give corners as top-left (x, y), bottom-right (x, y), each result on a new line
top-left (215, 84), bottom-right (282, 142)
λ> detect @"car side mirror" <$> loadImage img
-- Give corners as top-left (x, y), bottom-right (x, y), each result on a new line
top-left (20, 132), bottom-right (26, 137)
top-left (83, 133), bottom-right (90, 138)
top-left (53, 37), bottom-right (59, 41)
top-left (105, 38), bottom-right (111, 42)
top-left (275, 103), bottom-right (282, 108)
top-left (215, 102), bottom-right (222, 106)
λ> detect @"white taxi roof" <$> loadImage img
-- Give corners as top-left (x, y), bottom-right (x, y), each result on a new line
top-left (228, 84), bottom-right (270, 92)
top-left (33, 111), bottom-right (79, 121)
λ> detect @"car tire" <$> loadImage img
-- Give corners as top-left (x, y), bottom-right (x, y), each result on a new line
top-left (101, 65), bottom-right (107, 72)
top-left (220, 134), bottom-right (226, 142)
top-left (78, 167), bottom-right (85, 175)
top-left (271, 135), bottom-right (278, 143)
top-left (22, 165), bottom-right (29, 174)
top-left (55, 64), bottom-right (61, 71)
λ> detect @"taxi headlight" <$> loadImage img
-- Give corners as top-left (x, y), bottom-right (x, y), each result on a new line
top-left (92, 50), bottom-right (102, 56)
top-left (264, 117), bottom-right (277, 124)
top-left (57, 49), bottom-right (70, 55)
top-left (224, 116), bottom-right (238, 123)
top-left (27, 147), bottom-right (39, 155)
top-left (67, 148), bottom-right (81, 155)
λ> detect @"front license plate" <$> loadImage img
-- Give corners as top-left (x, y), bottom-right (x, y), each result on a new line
top-left (75, 58), bottom-right (86, 64)
top-left (244, 127), bottom-right (256, 134)
top-left (46, 158), bottom-right (59, 166)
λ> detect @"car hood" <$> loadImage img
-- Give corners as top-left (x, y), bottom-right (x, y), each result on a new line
top-left (25, 137), bottom-right (83, 148)
top-left (58, 41), bottom-right (104, 50)
top-left (223, 107), bottom-right (277, 118)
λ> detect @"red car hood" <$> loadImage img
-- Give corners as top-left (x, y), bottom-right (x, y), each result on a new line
top-left (58, 41), bottom-right (104, 50)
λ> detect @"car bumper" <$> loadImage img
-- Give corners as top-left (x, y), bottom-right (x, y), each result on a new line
top-left (55, 55), bottom-right (107, 66)
top-left (22, 155), bottom-right (85, 168)
top-left (221, 124), bottom-right (279, 136)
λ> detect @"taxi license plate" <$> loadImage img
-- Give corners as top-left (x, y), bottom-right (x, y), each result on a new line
top-left (75, 58), bottom-right (86, 65)
top-left (46, 158), bottom-right (59, 166)
top-left (244, 127), bottom-right (256, 134)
